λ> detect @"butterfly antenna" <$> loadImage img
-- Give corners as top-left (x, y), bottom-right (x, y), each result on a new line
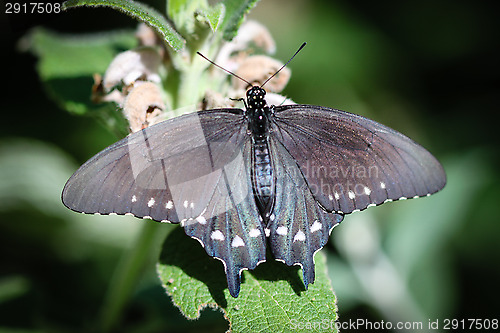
top-left (196, 51), bottom-right (253, 87)
top-left (261, 42), bottom-right (306, 88)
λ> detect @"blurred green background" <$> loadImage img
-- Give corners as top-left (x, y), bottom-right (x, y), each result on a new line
top-left (1, 0), bottom-right (499, 332)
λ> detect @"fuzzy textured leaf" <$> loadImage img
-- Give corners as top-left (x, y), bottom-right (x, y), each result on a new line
top-left (221, 0), bottom-right (260, 40)
top-left (63, 0), bottom-right (185, 50)
top-left (167, 0), bottom-right (202, 35)
top-left (202, 3), bottom-right (226, 32)
top-left (157, 228), bottom-right (337, 333)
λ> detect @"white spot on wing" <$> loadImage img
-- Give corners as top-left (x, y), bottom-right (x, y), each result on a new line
top-left (328, 194), bottom-right (333, 201)
top-left (293, 230), bottom-right (306, 242)
top-left (190, 202), bottom-right (195, 209)
top-left (380, 182), bottom-right (386, 189)
top-left (265, 228), bottom-right (270, 237)
top-left (196, 216), bottom-right (207, 225)
top-left (147, 198), bottom-right (155, 207)
top-left (166, 201), bottom-right (173, 209)
top-left (364, 186), bottom-right (371, 196)
top-left (249, 228), bottom-right (261, 237)
top-left (231, 235), bottom-right (245, 247)
top-left (211, 230), bottom-right (224, 241)
top-left (334, 192), bottom-right (340, 200)
top-left (183, 200), bottom-right (188, 208)
top-left (276, 226), bottom-right (288, 235)
top-left (131, 195), bottom-right (137, 203)
top-left (348, 191), bottom-right (355, 199)
top-left (270, 213), bottom-right (275, 221)
top-left (310, 220), bottom-right (322, 233)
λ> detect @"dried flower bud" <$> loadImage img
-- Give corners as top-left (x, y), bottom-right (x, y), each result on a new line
top-left (91, 73), bottom-right (105, 103)
top-left (233, 55), bottom-right (291, 92)
top-left (216, 20), bottom-right (276, 72)
top-left (123, 82), bottom-right (165, 132)
top-left (136, 23), bottom-right (161, 47)
top-left (91, 73), bottom-right (125, 104)
top-left (199, 90), bottom-right (240, 110)
top-left (103, 48), bottom-right (161, 91)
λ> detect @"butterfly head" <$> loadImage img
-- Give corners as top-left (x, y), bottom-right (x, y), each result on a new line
top-left (246, 86), bottom-right (267, 108)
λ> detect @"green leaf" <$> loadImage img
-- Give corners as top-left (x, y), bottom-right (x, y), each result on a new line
top-left (25, 28), bottom-right (136, 80)
top-left (166, 0), bottom-right (225, 48)
top-left (23, 27), bottom-right (134, 136)
top-left (221, 0), bottom-right (260, 40)
top-left (167, 0), bottom-right (204, 35)
top-left (62, 0), bottom-right (185, 51)
top-left (200, 2), bottom-right (226, 32)
top-left (0, 276), bottom-right (30, 304)
top-left (157, 228), bottom-right (338, 332)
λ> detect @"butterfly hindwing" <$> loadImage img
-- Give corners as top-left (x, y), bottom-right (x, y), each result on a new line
top-left (267, 137), bottom-right (343, 288)
top-left (271, 104), bottom-right (446, 214)
top-left (183, 139), bottom-right (267, 297)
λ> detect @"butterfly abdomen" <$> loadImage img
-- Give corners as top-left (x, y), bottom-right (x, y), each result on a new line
top-left (252, 138), bottom-right (275, 219)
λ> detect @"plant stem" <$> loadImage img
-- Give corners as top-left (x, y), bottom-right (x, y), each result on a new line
top-left (176, 57), bottom-right (208, 110)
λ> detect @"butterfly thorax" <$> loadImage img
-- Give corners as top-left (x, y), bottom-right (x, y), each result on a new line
top-left (246, 86), bottom-right (271, 139)
top-left (246, 86), bottom-right (275, 220)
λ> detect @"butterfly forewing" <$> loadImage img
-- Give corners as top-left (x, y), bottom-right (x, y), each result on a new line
top-left (271, 105), bottom-right (446, 214)
top-left (62, 109), bottom-right (250, 222)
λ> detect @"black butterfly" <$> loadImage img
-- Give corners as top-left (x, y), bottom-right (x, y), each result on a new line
top-left (62, 44), bottom-right (446, 298)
